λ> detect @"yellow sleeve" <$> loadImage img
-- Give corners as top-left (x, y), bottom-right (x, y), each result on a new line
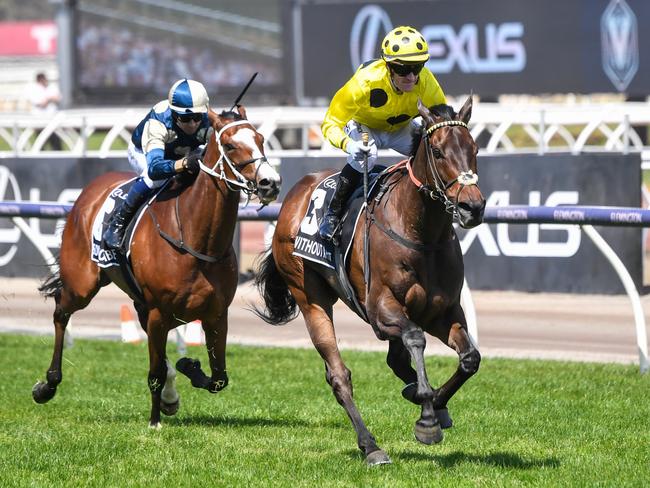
top-left (421, 69), bottom-right (447, 108)
top-left (321, 76), bottom-right (364, 151)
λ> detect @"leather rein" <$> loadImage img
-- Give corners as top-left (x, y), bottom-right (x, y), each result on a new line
top-left (154, 118), bottom-right (270, 262)
top-left (369, 119), bottom-right (479, 251)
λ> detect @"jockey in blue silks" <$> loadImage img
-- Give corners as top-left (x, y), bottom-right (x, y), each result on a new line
top-left (103, 78), bottom-right (212, 249)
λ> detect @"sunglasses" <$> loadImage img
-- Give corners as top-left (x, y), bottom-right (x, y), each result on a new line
top-left (389, 62), bottom-right (424, 76)
top-left (176, 113), bottom-right (203, 123)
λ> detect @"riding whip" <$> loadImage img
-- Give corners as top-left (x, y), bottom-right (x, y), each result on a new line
top-left (229, 72), bottom-right (258, 111)
top-left (362, 131), bottom-right (371, 298)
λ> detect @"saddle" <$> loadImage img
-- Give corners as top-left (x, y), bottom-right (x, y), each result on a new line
top-left (91, 175), bottom-right (191, 302)
top-left (294, 163), bottom-right (405, 320)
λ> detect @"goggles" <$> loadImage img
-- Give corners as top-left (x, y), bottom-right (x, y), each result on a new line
top-left (388, 62), bottom-right (424, 76)
top-left (176, 112), bottom-right (203, 123)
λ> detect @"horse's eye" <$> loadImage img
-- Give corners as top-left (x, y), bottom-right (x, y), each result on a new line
top-left (223, 143), bottom-right (236, 152)
top-left (432, 148), bottom-right (443, 159)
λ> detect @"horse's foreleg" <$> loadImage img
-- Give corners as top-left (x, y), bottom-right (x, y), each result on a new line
top-left (385, 339), bottom-right (420, 401)
top-left (431, 319), bottom-right (481, 425)
top-left (202, 314), bottom-right (229, 393)
top-left (146, 310), bottom-right (168, 428)
top-left (375, 294), bottom-right (442, 445)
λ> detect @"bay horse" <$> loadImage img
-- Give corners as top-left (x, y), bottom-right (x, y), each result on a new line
top-left (33, 105), bottom-right (281, 428)
top-left (254, 97), bottom-right (484, 465)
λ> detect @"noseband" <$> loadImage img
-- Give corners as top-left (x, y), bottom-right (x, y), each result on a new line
top-left (406, 119), bottom-right (479, 217)
top-left (198, 119), bottom-right (272, 198)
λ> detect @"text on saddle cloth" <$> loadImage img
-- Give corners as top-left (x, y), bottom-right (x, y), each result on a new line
top-left (293, 166), bottom-right (389, 270)
top-left (90, 178), bottom-right (150, 267)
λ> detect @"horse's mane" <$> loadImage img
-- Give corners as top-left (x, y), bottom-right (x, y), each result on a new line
top-left (218, 110), bottom-right (243, 120)
top-left (409, 103), bottom-right (458, 157)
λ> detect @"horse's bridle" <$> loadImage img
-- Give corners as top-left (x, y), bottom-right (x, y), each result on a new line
top-left (197, 119), bottom-right (272, 200)
top-left (406, 119), bottom-right (479, 217)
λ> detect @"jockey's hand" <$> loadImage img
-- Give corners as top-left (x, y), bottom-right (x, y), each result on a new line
top-left (345, 138), bottom-right (375, 161)
top-left (175, 148), bottom-right (202, 174)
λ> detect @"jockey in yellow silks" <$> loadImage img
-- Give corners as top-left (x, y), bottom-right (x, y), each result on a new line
top-left (319, 26), bottom-right (447, 241)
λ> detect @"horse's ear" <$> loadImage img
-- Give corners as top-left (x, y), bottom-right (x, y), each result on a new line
top-left (418, 98), bottom-right (434, 125)
top-left (458, 94), bottom-right (473, 124)
top-left (237, 104), bottom-right (248, 120)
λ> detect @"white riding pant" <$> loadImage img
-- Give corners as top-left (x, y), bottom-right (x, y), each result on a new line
top-left (344, 118), bottom-right (423, 172)
top-left (127, 141), bottom-right (166, 189)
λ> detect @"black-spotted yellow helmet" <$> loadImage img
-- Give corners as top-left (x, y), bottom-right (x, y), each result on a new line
top-left (381, 26), bottom-right (429, 63)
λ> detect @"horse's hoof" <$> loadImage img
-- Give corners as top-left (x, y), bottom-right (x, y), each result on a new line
top-left (32, 381), bottom-right (56, 404)
top-left (160, 398), bottom-right (180, 416)
top-left (435, 408), bottom-right (453, 429)
top-left (366, 450), bottom-right (392, 466)
top-left (148, 422), bottom-right (162, 430)
top-left (414, 421), bottom-right (443, 445)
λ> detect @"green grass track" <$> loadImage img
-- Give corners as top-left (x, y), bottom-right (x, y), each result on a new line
top-left (1, 334), bottom-right (648, 487)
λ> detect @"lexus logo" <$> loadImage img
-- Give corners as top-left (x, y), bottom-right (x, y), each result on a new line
top-left (601, 0), bottom-right (638, 91)
top-left (349, 5), bottom-right (392, 70)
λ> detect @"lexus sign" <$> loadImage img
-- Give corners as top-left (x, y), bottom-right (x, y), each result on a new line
top-left (292, 0), bottom-right (649, 100)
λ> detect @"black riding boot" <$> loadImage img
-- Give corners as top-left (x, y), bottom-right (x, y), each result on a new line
top-left (103, 178), bottom-right (151, 249)
top-left (318, 164), bottom-right (362, 241)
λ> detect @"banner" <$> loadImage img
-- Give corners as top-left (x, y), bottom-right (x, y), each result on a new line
top-left (0, 154), bottom-right (643, 293)
top-left (277, 152), bottom-right (643, 294)
top-left (293, 0), bottom-right (650, 100)
top-left (0, 158), bottom-right (129, 278)
top-left (0, 22), bottom-right (57, 56)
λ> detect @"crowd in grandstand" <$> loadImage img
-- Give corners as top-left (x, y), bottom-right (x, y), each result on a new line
top-left (76, 23), bottom-right (281, 95)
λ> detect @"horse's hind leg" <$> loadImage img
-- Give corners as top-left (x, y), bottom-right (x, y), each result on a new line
top-left (33, 268), bottom-right (102, 403)
top-left (290, 273), bottom-right (390, 466)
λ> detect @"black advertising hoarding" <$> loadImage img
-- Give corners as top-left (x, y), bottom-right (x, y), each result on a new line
top-left (0, 154), bottom-right (643, 293)
top-left (457, 153), bottom-right (642, 294)
top-left (0, 157), bottom-right (129, 278)
top-left (294, 0), bottom-right (650, 100)
top-left (278, 152), bottom-right (642, 294)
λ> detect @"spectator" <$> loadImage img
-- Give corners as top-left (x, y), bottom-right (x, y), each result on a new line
top-left (27, 72), bottom-right (62, 150)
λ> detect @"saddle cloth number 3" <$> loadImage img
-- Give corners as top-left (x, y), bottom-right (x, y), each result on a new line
top-left (300, 188), bottom-right (327, 235)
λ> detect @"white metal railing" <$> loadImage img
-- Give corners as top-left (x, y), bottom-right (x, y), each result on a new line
top-left (1, 102), bottom-right (650, 158)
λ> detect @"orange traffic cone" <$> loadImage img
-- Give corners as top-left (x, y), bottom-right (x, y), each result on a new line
top-left (184, 320), bottom-right (205, 345)
top-left (120, 304), bottom-right (143, 343)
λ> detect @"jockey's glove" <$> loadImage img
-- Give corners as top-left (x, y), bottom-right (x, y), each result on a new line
top-left (345, 138), bottom-right (375, 161)
top-left (174, 148), bottom-right (203, 174)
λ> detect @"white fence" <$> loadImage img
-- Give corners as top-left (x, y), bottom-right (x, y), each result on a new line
top-left (1, 102), bottom-right (650, 159)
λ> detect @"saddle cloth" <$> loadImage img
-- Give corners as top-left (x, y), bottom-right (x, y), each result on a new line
top-left (293, 166), bottom-right (388, 270)
top-left (90, 178), bottom-right (150, 268)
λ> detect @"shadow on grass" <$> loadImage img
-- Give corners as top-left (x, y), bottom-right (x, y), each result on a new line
top-left (398, 450), bottom-right (560, 469)
top-left (166, 414), bottom-right (315, 429)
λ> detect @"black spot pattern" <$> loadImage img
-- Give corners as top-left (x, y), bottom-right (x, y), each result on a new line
top-left (386, 114), bottom-right (411, 125)
top-left (369, 88), bottom-right (388, 108)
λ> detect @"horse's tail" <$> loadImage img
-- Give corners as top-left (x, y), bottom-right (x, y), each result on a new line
top-left (252, 249), bottom-right (298, 326)
top-left (38, 258), bottom-right (63, 299)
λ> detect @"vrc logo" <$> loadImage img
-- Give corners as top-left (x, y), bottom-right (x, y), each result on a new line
top-left (349, 5), bottom-right (526, 73)
top-left (601, 0), bottom-right (638, 91)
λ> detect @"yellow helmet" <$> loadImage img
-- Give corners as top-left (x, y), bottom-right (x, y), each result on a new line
top-left (381, 26), bottom-right (429, 63)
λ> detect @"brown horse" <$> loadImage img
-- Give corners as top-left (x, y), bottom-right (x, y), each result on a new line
top-left (254, 97), bottom-right (484, 465)
top-left (33, 106), bottom-right (281, 428)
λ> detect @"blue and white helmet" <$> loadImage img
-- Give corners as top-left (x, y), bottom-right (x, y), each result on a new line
top-left (168, 79), bottom-right (209, 114)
